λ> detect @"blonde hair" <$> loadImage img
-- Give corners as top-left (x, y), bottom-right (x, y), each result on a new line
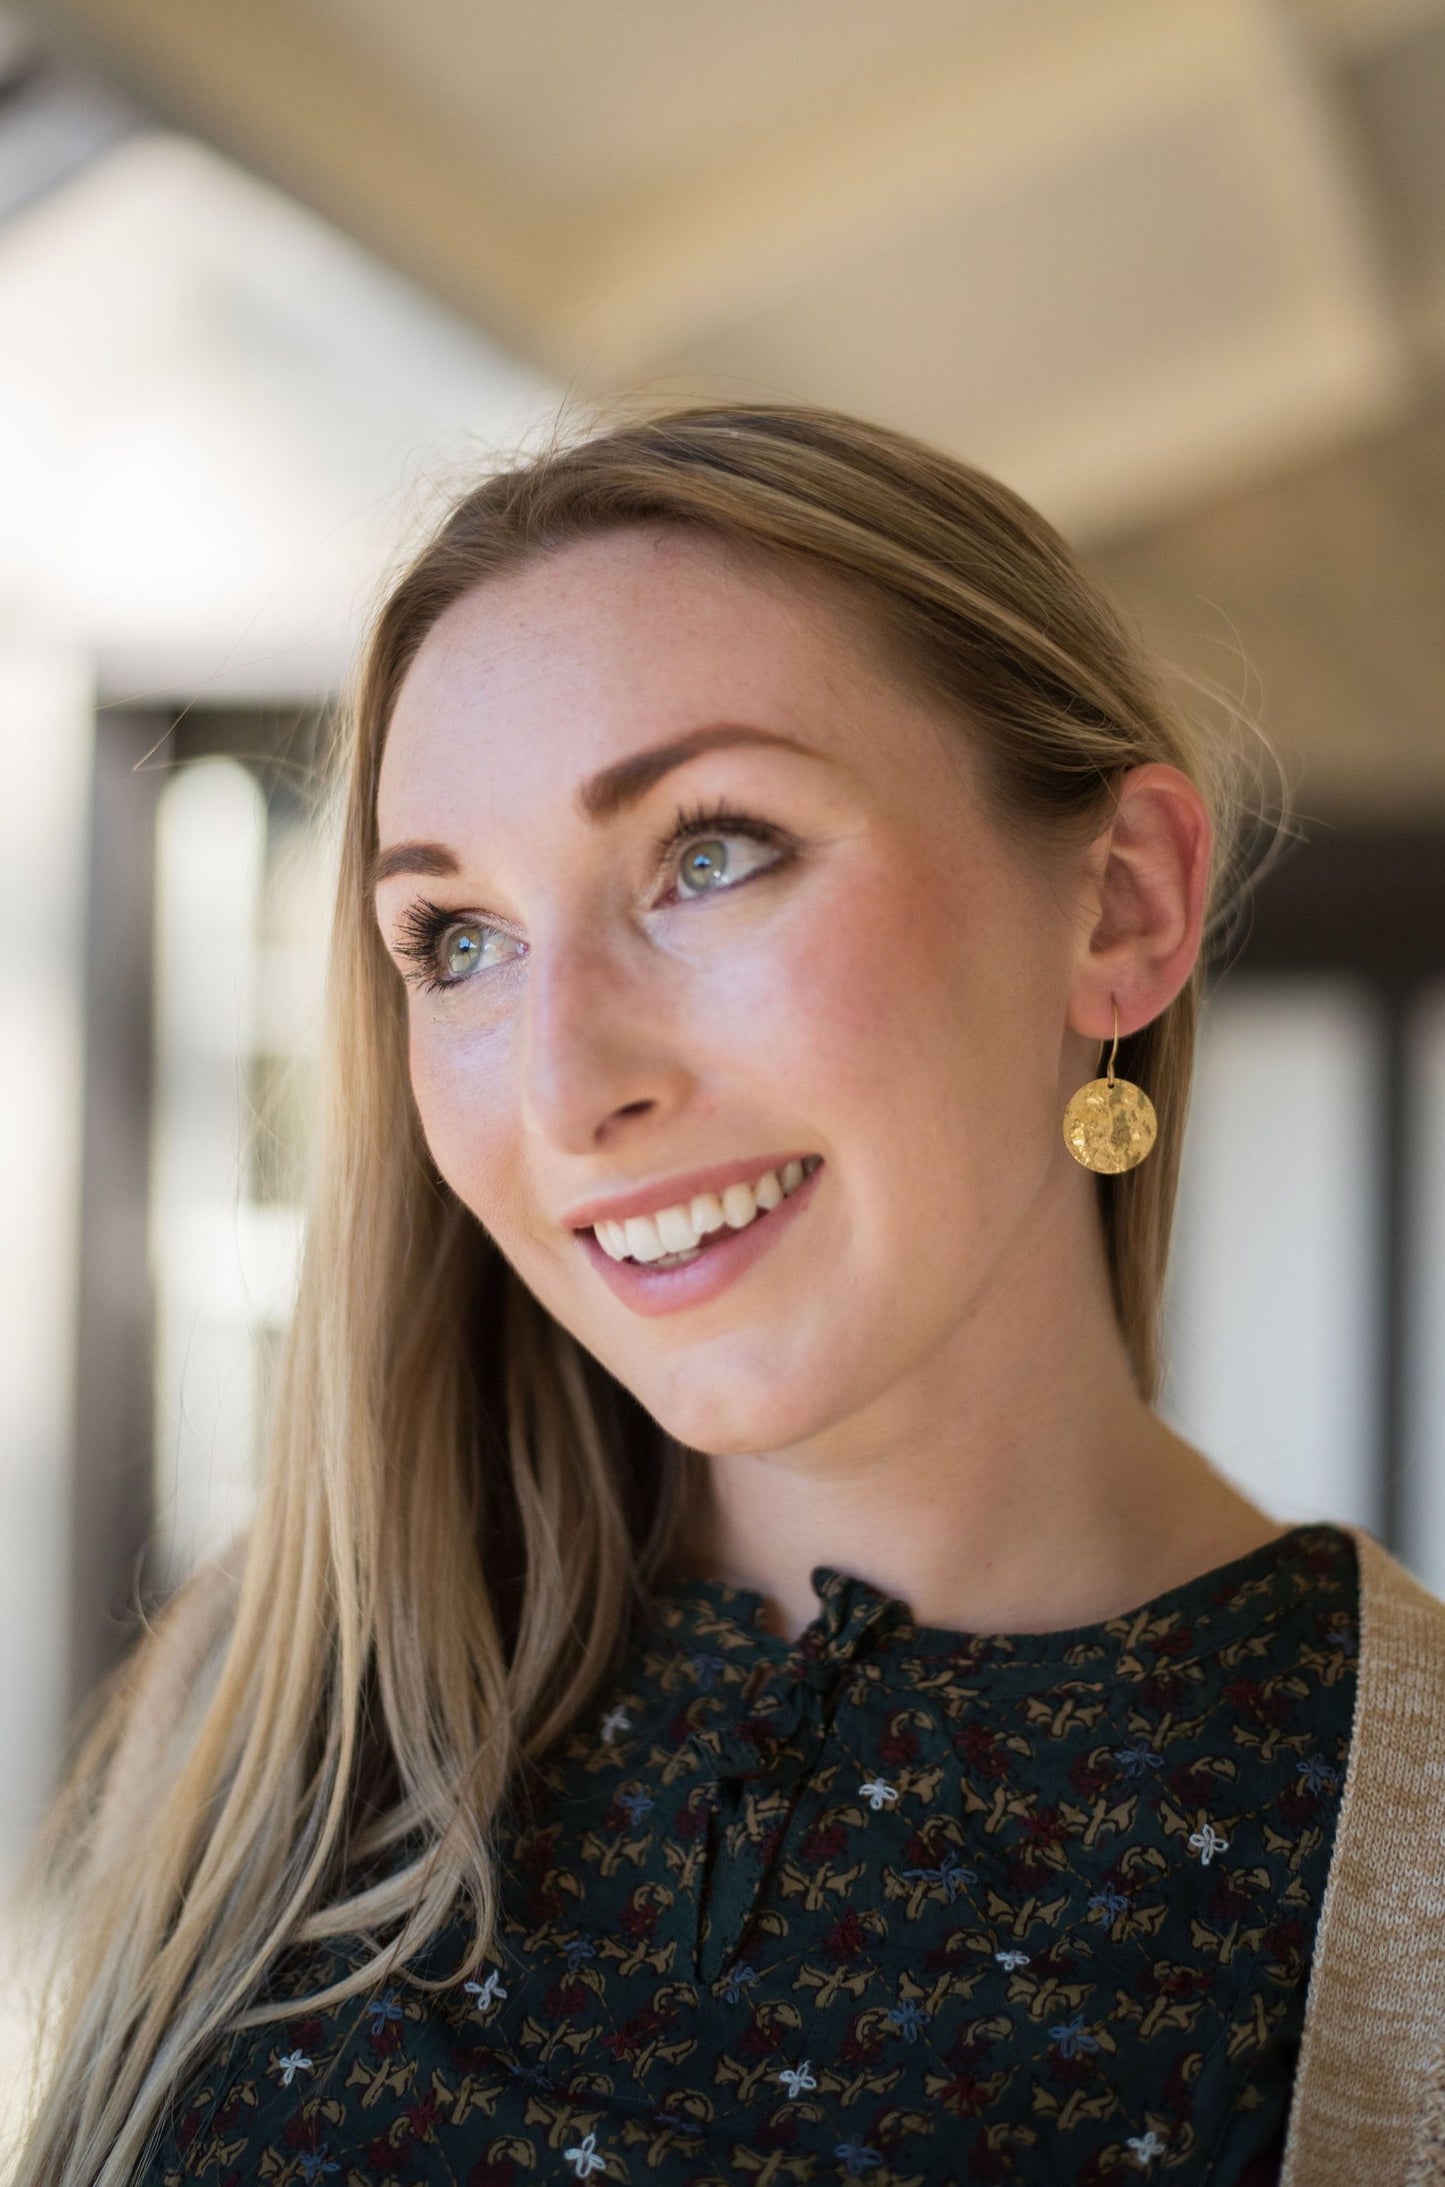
top-left (15, 399), bottom-right (1282, 2185)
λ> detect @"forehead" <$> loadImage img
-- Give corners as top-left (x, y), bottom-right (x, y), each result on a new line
top-left (377, 526), bottom-right (962, 836)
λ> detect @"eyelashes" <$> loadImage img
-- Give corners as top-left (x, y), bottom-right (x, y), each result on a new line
top-left (393, 797), bottom-right (793, 994)
top-left (392, 897), bottom-right (481, 994)
top-left (648, 795), bottom-right (787, 882)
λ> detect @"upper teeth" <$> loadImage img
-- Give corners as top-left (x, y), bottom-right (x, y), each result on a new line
top-left (595, 1155), bottom-right (821, 1263)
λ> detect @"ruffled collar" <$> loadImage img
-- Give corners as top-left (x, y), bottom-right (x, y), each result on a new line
top-left (642, 1522), bottom-right (1354, 1682)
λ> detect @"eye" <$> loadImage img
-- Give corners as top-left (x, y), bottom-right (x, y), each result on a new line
top-left (654, 798), bottom-right (791, 903)
top-left (442, 924), bottom-right (486, 978)
top-left (393, 901), bottom-right (520, 993)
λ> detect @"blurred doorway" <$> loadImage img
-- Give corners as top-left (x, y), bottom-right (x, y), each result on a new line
top-left (70, 700), bottom-right (325, 1716)
top-left (1164, 827), bottom-right (1445, 1587)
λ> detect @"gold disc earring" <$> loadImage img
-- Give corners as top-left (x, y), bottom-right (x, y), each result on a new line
top-left (1062, 999), bottom-right (1158, 1173)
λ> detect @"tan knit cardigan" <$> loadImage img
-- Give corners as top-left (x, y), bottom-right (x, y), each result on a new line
top-left (1281, 1525), bottom-right (1445, 2185)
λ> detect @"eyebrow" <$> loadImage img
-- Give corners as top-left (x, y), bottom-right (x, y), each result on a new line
top-left (371, 721), bottom-right (828, 889)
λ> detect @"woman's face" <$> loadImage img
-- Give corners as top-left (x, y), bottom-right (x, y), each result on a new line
top-left (375, 525), bottom-right (1101, 1458)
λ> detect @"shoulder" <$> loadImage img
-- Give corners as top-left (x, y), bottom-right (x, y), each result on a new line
top-left (1280, 1526), bottom-right (1445, 2184)
top-left (1353, 1522), bottom-right (1445, 1642)
top-left (1333, 1524), bottom-right (1445, 1851)
top-left (1328, 1527), bottom-right (1445, 1917)
top-left (128, 1543), bottom-right (243, 1725)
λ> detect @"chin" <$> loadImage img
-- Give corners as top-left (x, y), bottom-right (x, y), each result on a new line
top-left (632, 1365), bottom-right (838, 1464)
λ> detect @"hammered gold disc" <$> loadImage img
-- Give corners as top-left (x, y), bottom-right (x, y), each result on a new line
top-left (1062, 1076), bottom-right (1158, 1173)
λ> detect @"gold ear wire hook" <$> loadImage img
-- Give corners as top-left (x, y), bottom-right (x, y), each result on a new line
top-left (1101, 998), bottom-right (1119, 1089)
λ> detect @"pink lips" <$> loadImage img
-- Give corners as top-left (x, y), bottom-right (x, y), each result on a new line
top-left (561, 1151), bottom-right (820, 1234)
top-left (575, 1158), bottom-right (825, 1317)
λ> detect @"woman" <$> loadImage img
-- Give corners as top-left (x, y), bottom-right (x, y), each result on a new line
top-left (18, 402), bottom-right (1445, 2187)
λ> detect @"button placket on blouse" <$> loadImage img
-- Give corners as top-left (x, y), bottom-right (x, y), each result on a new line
top-left (687, 1572), bottom-right (906, 1989)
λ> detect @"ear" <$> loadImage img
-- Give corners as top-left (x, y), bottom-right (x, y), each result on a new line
top-left (1067, 762), bottom-right (1212, 1043)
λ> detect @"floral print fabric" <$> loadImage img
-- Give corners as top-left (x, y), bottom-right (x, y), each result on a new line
top-left (147, 1524), bottom-right (1358, 2185)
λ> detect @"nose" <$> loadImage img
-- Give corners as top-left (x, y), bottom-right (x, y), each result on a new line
top-left (518, 915), bottom-right (692, 1155)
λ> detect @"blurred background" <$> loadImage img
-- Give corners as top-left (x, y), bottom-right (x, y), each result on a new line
top-left (1, 0), bottom-right (1443, 2054)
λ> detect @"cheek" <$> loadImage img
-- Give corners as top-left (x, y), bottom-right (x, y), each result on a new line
top-left (754, 851), bottom-right (982, 1129)
top-left (771, 850), bottom-right (1063, 1253)
top-left (406, 1014), bottom-right (516, 1213)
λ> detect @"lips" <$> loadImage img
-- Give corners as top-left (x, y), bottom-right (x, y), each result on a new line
top-left (594, 1155), bottom-right (821, 1265)
top-left (574, 1155), bottom-right (825, 1318)
top-left (561, 1151), bottom-right (820, 1236)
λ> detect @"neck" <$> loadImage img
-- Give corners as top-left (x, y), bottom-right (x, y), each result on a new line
top-left (670, 1180), bottom-right (1283, 1645)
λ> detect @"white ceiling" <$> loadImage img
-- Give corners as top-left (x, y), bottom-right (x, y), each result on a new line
top-left (300, 0), bottom-right (1026, 223)
top-left (22, 0), bottom-right (1445, 545)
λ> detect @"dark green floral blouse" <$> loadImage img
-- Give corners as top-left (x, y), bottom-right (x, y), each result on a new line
top-left (148, 1523), bottom-right (1359, 2187)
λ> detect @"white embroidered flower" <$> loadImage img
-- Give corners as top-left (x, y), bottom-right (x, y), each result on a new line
top-left (1126, 2128), bottom-right (1167, 2166)
top-left (1187, 1822), bottom-right (1229, 1865)
top-left (777, 2060), bottom-right (819, 2098)
top-left (464, 1969), bottom-right (507, 2012)
top-left (274, 2049), bottom-right (312, 2086)
top-left (599, 1706), bottom-right (632, 1744)
top-left (994, 1949), bottom-right (1030, 1972)
top-left (564, 2130), bottom-right (607, 2178)
top-left (858, 1778), bottom-right (899, 1811)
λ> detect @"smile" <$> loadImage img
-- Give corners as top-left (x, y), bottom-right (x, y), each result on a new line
top-left (576, 1155), bottom-right (826, 1317)
top-left (593, 1153), bottom-right (823, 1264)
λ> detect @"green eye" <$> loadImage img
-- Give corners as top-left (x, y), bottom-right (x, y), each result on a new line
top-left (678, 837), bottom-right (731, 893)
top-left (656, 799), bottom-right (790, 904)
top-left (443, 924), bottom-right (486, 978)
